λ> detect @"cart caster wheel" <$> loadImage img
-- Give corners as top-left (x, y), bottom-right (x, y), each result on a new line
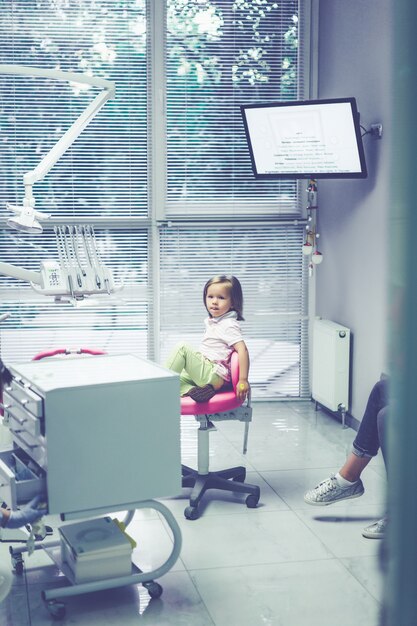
top-left (144, 581), bottom-right (163, 599)
top-left (11, 557), bottom-right (24, 576)
top-left (245, 490), bottom-right (260, 508)
top-left (46, 600), bottom-right (66, 620)
top-left (184, 505), bottom-right (199, 520)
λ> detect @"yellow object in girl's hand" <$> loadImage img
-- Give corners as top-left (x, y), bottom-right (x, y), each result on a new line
top-left (239, 383), bottom-right (246, 390)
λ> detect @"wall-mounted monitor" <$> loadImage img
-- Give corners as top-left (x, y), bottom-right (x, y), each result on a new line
top-left (240, 97), bottom-right (367, 180)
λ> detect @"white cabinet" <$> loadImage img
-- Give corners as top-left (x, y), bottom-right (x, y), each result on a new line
top-left (2, 354), bottom-right (181, 519)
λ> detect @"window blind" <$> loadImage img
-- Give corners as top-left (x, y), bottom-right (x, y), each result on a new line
top-left (165, 0), bottom-right (303, 217)
top-left (0, 1), bottom-right (151, 362)
top-left (0, 1), bottom-right (313, 394)
top-left (159, 225), bottom-right (310, 399)
top-left (0, 228), bottom-right (150, 362)
top-left (0, 0), bottom-right (147, 219)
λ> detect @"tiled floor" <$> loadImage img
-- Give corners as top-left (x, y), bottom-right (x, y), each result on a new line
top-left (0, 401), bottom-right (386, 625)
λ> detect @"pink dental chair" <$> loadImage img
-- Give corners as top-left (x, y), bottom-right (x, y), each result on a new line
top-left (180, 351), bottom-right (260, 520)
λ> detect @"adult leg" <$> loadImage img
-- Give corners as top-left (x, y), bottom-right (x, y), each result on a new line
top-left (304, 378), bottom-right (388, 505)
top-left (339, 379), bottom-right (389, 481)
top-left (360, 405), bottom-right (389, 539)
top-left (377, 405), bottom-right (388, 469)
top-left (351, 378), bottom-right (388, 458)
top-left (338, 453), bottom-right (372, 482)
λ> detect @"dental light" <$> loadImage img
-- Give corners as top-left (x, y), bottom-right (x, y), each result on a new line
top-left (0, 65), bottom-right (122, 301)
top-left (6, 204), bottom-right (50, 234)
top-left (1, 64), bottom-right (115, 233)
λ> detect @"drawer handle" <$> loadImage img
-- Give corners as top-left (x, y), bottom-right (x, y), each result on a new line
top-left (20, 399), bottom-right (29, 407)
top-left (16, 417), bottom-right (28, 426)
top-left (10, 428), bottom-right (25, 434)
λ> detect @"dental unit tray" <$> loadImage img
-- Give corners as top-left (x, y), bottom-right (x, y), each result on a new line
top-left (0, 224), bottom-right (123, 300)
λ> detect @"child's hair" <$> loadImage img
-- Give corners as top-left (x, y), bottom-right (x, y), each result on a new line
top-left (203, 275), bottom-right (244, 321)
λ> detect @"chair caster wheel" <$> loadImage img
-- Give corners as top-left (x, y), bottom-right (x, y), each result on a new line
top-left (245, 491), bottom-right (260, 508)
top-left (11, 556), bottom-right (24, 576)
top-left (184, 505), bottom-right (199, 520)
top-left (45, 600), bottom-right (66, 620)
top-left (144, 581), bottom-right (163, 599)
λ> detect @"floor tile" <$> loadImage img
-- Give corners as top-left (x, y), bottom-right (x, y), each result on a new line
top-left (175, 509), bottom-right (333, 570)
top-left (0, 401), bottom-right (386, 625)
top-left (341, 554), bottom-right (384, 601)
top-left (191, 559), bottom-right (380, 626)
top-left (295, 503), bottom-right (386, 558)
top-left (2, 570), bottom-right (214, 626)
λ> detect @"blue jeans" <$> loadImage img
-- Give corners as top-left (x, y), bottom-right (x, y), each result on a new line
top-left (352, 377), bottom-right (389, 461)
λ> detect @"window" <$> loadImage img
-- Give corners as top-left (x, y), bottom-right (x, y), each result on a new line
top-left (0, 1), bottom-right (312, 398)
top-left (160, 0), bottom-right (310, 398)
top-left (0, 1), bottom-right (150, 361)
top-left (0, 1), bottom-right (148, 219)
top-left (160, 225), bottom-right (309, 399)
top-left (165, 0), bottom-right (303, 217)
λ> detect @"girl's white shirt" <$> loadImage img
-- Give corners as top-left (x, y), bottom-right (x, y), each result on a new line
top-left (199, 311), bottom-right (243, 380)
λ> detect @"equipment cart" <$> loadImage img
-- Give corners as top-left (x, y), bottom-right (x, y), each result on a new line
top-left (1, 354), bottom-right (182, 619)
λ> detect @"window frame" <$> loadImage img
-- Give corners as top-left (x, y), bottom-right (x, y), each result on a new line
top-left (0, 0), bottom-right (317, 398)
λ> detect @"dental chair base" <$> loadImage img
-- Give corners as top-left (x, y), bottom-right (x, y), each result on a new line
top-left (181, 417), bottom-right (260, 520)
top-left (180, 352), bottom-right (260, 520)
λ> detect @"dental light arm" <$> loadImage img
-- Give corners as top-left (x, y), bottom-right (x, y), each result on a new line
top-left (0, 64), bottom-right (115, 233)
top-left (0, 261), bottom-right (42, 286)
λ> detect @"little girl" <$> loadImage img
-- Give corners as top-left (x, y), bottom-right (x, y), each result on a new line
top-left (165, 275), bottom-right (250, 403)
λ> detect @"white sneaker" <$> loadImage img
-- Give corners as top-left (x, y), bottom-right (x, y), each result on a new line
top-left (362, 517), bottom-right (387, 539)
top-left (304, 474), bottom-right (364, 506)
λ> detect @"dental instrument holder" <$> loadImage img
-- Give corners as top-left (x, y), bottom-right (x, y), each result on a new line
top-left (0, 224), bottom-right (122, 300)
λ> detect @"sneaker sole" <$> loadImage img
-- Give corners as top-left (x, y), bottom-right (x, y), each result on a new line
top-left (304, 490), bottom-right (364, 506)
top-left (362, 529), bottom-right (384, 539)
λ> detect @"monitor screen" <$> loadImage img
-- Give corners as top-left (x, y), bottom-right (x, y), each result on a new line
top-left (240, 97), bottom-right (367, 179)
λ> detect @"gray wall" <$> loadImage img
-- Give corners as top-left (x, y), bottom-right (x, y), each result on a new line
top-left (316, 0), bottom-right (392, 420)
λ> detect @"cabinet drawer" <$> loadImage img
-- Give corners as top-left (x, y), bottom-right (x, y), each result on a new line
top-left (11, 431), bottom-right (47, 470)
top-left (3, 391), bottom-right (43, 437)
top-left (0, 448), bottom-right (46, 509)
top-left (4, 380), bottom-right (44, 418)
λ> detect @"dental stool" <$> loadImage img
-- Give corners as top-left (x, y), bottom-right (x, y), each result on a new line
top-left (180, 351), bottom-right (260, 520)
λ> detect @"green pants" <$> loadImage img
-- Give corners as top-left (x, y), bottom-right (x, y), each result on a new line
top-left (165, 342), bottom-right (223, 396)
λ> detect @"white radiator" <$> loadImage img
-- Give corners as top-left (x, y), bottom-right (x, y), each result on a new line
top-left (312, 318), bottom-right (350, 412)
